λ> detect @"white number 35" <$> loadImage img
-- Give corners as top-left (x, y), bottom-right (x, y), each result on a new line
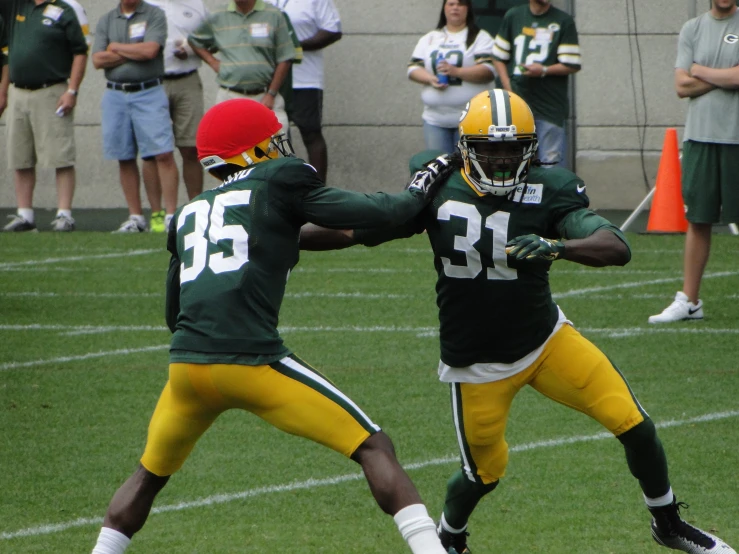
top-left (178, 190), bottom-right (252, 283)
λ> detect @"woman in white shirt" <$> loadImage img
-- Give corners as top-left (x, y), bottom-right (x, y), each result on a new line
top-left (408, 0), bottom-right (496, 154)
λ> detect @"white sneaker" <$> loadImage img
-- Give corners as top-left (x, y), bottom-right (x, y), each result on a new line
top-left (113, 216), bottom-right (148, 233)
top-left (3, 214), bottom-right (37, 232)
top-left (50, 214), bottom-right (75, 232)
top-left (648, 291), bottom-right (703, 324)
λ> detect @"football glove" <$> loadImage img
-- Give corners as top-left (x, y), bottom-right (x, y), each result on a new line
top-left (505, 234), bottom-right (565, 261)
top-left (406, 153), bottom-right (455, 200)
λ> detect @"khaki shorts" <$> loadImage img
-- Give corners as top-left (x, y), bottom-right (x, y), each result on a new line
top-left (7, 83), bottom-right (75, 170)
top-left (681, 140), bottom-right (739, 224)
top-left (163, 71), bottom-right (204, 148)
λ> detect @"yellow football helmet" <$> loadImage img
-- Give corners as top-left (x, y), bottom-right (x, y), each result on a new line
top-left (457, 89), bottom-right (538, 195)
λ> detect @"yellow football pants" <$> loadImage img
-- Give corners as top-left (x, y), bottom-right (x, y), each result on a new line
top-left (141, 355), bottom-right (378, 477)
top-left (452, 324), bottom-right (645, 485)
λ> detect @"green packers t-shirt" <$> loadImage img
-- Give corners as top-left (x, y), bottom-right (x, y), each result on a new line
top-left (493, 4), bottom-right (581, 127)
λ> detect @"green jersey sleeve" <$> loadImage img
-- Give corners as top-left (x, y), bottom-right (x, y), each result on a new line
top-left (409, 149), bottom-right (445, 173)
top-left (270, 158), bottom-right (427, 230)
top-left (165, 216), bottom-right (181, 333)
top-left (557, 209), bottom-right (632, 260)
top-left (353, 149), bottom-right (447, 246)
top-left (558, 16), bottom-right (581, 69)
top-left (548, 173), bottom-right (632, 259)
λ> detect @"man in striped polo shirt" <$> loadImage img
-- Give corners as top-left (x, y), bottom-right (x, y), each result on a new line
top-left (188, 0), bottom-right (297, 133)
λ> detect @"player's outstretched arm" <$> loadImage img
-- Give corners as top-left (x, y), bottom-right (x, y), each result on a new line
top-left (301, 154), bottom-right (454, 230)
top-left (559, 228), bottom-right (630, 267)
top-left (506, 229), bottom-right (629, 267)
top-left (299, 224), bottom-right (355, 251)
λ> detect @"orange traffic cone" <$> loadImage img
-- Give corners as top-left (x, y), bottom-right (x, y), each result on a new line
top-left (646, 128), bottom-right (688, 233)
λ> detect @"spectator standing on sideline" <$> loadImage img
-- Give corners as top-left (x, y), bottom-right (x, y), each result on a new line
top-left (1, 0), bottom-right (88, 232)
top-left (492, 0), bottom-right (580, 168)
top-left (0, 13), bottom-right (6, 116)
top-left (92, 0), bottom-right (180, 233)
top-left (143, 0), bottom-right (208, 232)
top-left (188, 0), bottom-right (297, 134)
top-left (649, 0), bottom-right (739, 324)
top-left (88, 98), bottom-right (453, 554)
top-left (408, 0), bottom-right (495, 154)
top-left (265, 0), bottom-right (341, 182)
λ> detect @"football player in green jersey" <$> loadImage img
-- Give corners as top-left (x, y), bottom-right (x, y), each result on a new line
top-left (90, 99), bottom-right (454, 554)
top-left (299, 90), bottom-right (735, 554)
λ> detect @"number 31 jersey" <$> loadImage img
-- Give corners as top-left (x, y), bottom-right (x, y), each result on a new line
top-left (359, 153), bottom-right (629, 371)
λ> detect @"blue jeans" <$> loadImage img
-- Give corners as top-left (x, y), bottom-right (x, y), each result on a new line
top-left (423, 122), bottom-right (459, 154)
top-left (535, 118), bottom-right (567, 169)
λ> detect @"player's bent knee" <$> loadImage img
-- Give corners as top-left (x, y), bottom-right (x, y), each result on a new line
top-left (351, 431), bottom-right (395, 463)
top-left (617, 418), bottom-right (658, 447)
top-left (590, 394), bottom-right (644, 436)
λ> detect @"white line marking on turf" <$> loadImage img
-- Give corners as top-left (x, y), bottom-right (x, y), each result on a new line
top-left (0, 249), bottom-right (159, 270)
top-left (582, 327), bottom-right (739, 339)
top-left (2, 409), bottom-right (737, 541)
top-left (553, 270), bottom-right (739, 299)
top-left (0, 292), bottom-right (408, 300)
top-left (0, 345), bottom-right (169, 371)
top-left (1, 292), bottom-right (161, 298)
top-left (4, 325), bottom-right (739, 363)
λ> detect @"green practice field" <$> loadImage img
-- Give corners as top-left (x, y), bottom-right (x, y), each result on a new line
top-left (1, 232), bottom-right (737, 553)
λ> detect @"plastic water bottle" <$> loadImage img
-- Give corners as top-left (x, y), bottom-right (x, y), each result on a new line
top-left (436, 52), bottom-right (449, 85)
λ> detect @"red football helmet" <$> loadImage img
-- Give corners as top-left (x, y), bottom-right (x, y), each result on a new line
top-left (196, 99), bottom-right (293, 170)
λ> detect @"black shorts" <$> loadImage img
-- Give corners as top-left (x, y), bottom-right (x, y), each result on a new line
top-left (289, 88), bottom-right (323, 134)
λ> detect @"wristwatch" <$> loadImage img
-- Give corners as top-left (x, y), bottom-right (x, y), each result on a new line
top-left (67, 89), bottom-right (78, 96)
top-left (541, 66), bottom-right (548, 78)
top-left (267, 89), bottom-right (278, 97)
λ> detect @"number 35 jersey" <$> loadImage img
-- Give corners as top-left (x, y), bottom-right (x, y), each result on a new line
top-left (358, 155), bottom-right (629, 374)
top-left (165, 157), bottom-right (427, 366)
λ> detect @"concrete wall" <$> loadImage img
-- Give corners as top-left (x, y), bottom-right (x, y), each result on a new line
top-left (0, 0), bottom-right (706, 211)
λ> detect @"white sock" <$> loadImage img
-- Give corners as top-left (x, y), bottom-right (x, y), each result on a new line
top-left (130, 214), bottom-right (146, 225)
top-left (91, 527), bottom-right (131, 554)
top-left (18, 208), bottom-right (34, 223)
top-left (56, 209), bottom-right (73, 219)
top-left (393, 504), bottom-right (447, 554)
top-left (164, 214), bottom-right (174, 229)
top-left (644, 487), bottom-right (674, 508)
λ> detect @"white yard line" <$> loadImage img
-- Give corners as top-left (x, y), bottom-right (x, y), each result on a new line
top-left (0, 345), bottom-right (169, 371)
top-left (1, 292), bottom-right (161, 298)
top-left (553, 270), bottom-right (739, 299)
top-left (0, 291), bottom-right (408, 300)
top-left (0, 249), bottom-right (159, 270)
top-left (582, 327), bottom-right (739, 339)
top-left (2, 409), bottom-right (737, 541)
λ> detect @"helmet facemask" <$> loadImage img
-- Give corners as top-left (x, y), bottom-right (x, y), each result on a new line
top-left (459, 128), bottom-right (537, 196)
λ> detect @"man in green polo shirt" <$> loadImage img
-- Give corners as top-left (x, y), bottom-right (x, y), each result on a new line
top-left (1, 0), bottom-right (88, 233)
top-left (189, 0), bottom-right (297, 133)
